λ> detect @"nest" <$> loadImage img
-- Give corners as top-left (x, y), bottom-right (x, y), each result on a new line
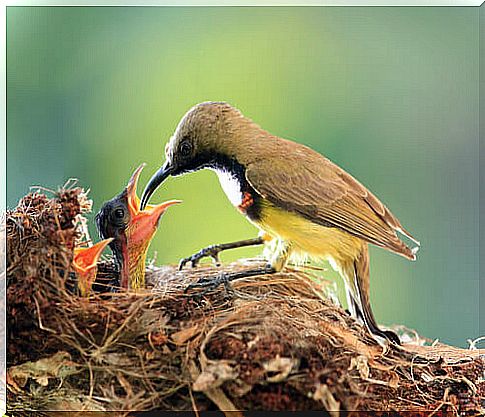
top-left (5, 185), bottom-right (484, 415)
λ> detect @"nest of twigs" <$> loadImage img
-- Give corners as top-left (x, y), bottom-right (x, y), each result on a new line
top-left (5, 185), bottom-right (484, 415)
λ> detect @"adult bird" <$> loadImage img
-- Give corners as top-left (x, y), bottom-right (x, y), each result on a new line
top-left (140, 102), bottom-right (420, 343)
top-left (96, 164), bottom-right (180, 290)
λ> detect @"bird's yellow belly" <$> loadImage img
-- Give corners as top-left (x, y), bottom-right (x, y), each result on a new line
top-left (252, 202), bottom-right (363, 265)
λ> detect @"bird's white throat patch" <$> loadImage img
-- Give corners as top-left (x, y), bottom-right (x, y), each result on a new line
top-left (211, 168), bottom-right (243, 207)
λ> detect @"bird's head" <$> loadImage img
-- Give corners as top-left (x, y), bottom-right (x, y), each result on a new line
top-left (140, 101), bottom-right (250, 210)
top-left (96, 164), bottom-right (181, 290)
top-left (72, 238), bottom-right (113, 297)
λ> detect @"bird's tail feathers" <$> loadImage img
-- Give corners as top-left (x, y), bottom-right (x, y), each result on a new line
top-left (397, 227), bottom-right (420, 246)
top-left (396, 227), bottom-right (420, 260)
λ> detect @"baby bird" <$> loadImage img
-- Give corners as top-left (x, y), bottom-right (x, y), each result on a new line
top-left (72, 238), bottom-right (113, 296)
top-left (96, 164), bottom-right (180, 290)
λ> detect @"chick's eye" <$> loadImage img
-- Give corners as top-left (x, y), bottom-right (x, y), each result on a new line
top-left (179, 141), bottom-right (192, 157)
top-left (113, 208), bottom-right (125, 219)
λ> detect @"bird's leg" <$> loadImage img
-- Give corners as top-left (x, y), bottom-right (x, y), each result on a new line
top-left (185, 239), bottom-right (288, 296)
top-left (185, 263), bottom-right (276, 295)
top-left (179, 237), bottom-right (265, 270)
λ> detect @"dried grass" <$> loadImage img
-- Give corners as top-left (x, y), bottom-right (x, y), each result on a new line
top-left (5, 186), bottom-right (484, 414)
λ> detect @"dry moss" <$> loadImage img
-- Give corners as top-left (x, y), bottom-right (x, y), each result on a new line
top-left (5, 186), bottom-right (484, 414)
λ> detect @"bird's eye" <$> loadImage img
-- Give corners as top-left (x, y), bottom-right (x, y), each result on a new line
top-left (113, 208), bottom-right (125, 219)
top-left (179, 141), bottom-right (192, 157)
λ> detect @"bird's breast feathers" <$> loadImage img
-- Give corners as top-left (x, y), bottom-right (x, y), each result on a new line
top-left (212, 168), bottom-right (244, 207)
top-left (256, 201), bottom-right (364, 263)
top-left (212, 165), bottom-right (363, 262)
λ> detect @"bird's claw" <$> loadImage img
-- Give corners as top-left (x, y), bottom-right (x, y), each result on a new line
top-left (178, 245), bottom-right (222, 270)
top-left (184, 272), bottom-right (233, 296)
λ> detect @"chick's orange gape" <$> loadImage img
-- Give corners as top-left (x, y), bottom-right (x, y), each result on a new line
top-left (72, 238), bottom-right (113, 297)
top-left (96, 164), bottom-right (181, 291)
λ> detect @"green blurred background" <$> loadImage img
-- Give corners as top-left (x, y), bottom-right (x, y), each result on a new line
top-left (7, 6), bottom-right (481, 346)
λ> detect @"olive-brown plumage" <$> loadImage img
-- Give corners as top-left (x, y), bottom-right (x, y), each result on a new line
top-left (244, 139), bottom-right (418, 260)
top-left (141, 102), bottom-right (420, 343)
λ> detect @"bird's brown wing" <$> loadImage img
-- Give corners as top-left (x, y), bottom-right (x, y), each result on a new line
top-left (245, 143), bottom-right (418, 259)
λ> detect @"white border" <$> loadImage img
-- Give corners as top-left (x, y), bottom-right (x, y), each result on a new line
top-left (1, 2), bottom-right (482, 416)
top-left (3, 0), bottom-right (485, 6)
top-left (1, 1), bottom-right (6, 415)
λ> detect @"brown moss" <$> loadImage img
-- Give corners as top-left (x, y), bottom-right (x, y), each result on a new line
top-left (5, 186), bottom-right (484, 414)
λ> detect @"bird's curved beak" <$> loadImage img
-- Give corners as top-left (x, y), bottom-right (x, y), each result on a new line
top-left (125, 163), bottom-right (181, 222)
top-left (140, 161), bottom-right (173, 211)
top-left (73, 238), bottom-right (113, 296)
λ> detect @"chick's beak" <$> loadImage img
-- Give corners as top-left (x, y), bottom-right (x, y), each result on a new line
top-left (73, 238), bottom-right (113, 296)
top-left (125, 164), bottom-right (181, 236)
top-left (126, 163), bottom-right (146, 217)
top-left (121, 164), bottom-right (181, 290)
top-left (128, 199), bottom-right (182, 245)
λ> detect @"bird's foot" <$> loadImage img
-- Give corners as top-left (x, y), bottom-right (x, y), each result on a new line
top-left (184, 263), bottom-right (276, 297)
top-left (185, 264), bottom-right (276, 294)
top-left (184, 272), bottom-right (234, 297)
top-left (179, 244), bottom-right (223, 270)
